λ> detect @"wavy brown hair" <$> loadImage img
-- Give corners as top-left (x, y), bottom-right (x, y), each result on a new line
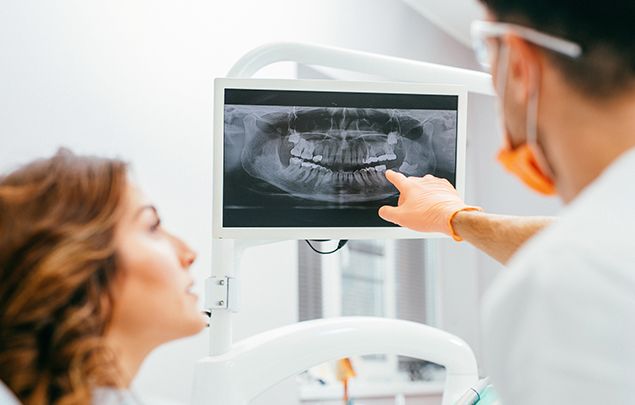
top-left (0, 148), bottom-right (129, 404)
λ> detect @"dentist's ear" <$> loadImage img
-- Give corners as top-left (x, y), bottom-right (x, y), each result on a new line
top-left (506, 34), bottom-right (544, 104)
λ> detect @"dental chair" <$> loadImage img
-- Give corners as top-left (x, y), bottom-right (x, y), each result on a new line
top-left (193, 316), bottom-right (480, 405)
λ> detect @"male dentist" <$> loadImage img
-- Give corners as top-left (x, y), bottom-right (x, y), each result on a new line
top-left (379, 1), bottom-right (635, 403)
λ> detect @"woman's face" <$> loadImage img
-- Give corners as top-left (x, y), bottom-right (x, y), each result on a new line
top-left (109, 183), bottom-right (206, 346)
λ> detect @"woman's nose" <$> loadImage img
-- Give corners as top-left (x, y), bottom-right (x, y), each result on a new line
top-left (168, 232), bottom-right (197, 269)
top-left (181, 249), bottom-right (196, 269)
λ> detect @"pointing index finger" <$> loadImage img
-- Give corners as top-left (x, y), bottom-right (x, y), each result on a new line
top-left (384, 169), bottom-right (409, 190)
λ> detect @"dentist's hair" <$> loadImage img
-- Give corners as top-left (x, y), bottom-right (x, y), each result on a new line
top-left (480, 0), bottom-right (635, 97)
top-left (0, 149), bottom-right (128, 404)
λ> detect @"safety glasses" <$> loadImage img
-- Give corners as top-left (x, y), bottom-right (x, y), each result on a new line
top-left (470, 20), bottom-right (582, 71)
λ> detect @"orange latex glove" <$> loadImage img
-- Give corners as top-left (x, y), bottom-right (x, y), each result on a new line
top-left (378, 170), bottom-right (482, 241)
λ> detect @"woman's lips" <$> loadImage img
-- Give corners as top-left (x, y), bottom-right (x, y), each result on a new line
top-left (185, 282), bottom-right (198, 299)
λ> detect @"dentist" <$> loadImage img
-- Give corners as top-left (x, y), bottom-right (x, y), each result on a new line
top-left (379, 0), bottom-right (635, 403)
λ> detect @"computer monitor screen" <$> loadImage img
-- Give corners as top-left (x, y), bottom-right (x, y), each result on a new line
top-left (214, 78), bottom-right (466, 239)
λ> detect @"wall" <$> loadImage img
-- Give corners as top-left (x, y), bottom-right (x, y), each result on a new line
top-left (0, 0), bottom-right (561, 404)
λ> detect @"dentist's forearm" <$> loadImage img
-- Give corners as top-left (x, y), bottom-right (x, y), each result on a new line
top-left (451, 211), bottom-right (555, 265)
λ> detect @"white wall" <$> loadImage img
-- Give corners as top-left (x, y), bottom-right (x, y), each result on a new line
top-left (0, 0), bottom-right (561, 403)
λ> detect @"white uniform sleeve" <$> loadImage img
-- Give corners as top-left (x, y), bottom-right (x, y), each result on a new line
top-left (482, 247), bottom-right (635, 405)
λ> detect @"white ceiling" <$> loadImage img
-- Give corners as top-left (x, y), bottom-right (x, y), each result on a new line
top-left (401, 0), bottom-right (485, 47)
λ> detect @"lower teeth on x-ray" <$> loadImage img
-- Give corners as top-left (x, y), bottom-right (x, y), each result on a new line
top-left (223, 103), bottom-right (457, 228)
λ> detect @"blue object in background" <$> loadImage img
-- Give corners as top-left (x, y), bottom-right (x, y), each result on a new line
top-left (475, 385), bottom-right (500, 405)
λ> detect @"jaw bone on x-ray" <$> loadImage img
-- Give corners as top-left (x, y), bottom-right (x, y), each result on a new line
top-left (222, 89), bottom-right (458, 228)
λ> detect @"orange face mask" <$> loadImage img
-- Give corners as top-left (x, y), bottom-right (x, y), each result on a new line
top-left (497, 141), bottom-right (556, 195)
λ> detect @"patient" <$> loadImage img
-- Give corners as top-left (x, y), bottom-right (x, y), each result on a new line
top-left (0, 149), bottom-right (207, 404)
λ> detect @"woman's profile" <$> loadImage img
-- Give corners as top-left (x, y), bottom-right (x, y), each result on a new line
top-left (0, 149), bottom-right (207, 404)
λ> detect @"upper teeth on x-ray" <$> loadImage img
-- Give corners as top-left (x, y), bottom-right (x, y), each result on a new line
top-left (224, 105), bottom-right (456, 203)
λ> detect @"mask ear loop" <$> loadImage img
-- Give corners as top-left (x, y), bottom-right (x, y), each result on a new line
top-left (496, 42), bottom-right (510, 101)
top-left (526, 66), bottom-right (556, 179)
top-left (495, 42), bottom-right (512, 148)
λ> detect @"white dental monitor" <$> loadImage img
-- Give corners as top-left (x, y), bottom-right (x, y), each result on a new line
top-left (214, 78), bottom-right (467, 240)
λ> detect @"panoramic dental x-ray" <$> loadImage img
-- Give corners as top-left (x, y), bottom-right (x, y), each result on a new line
top-left (223, 89), bottom-right (458, 228)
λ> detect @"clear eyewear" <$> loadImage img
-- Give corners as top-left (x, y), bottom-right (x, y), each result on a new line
top-left (470, 20), bottom-right (582, 71)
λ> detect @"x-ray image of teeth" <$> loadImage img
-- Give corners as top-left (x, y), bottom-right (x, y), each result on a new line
top-left (224, 105), bottom-right (457, 206)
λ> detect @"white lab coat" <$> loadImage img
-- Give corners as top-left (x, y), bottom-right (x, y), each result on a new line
top-left (482, 147), bottom-right (635, 404)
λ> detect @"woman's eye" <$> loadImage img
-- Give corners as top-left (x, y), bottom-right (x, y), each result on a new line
top-left (150, 220), bottom-right (161, 232)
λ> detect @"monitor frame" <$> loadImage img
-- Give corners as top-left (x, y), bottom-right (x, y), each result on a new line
top-left (213, 77), bottom-right (468, 240)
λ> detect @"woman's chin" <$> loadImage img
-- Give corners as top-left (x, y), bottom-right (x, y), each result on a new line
top-left (182, 295), bottom-right (207, 334)
top-left (164, 310), bottom-right (208, 341)
top-left (183, 312), bottom-right (208, 336)
top-left (193, 313), bottom-right (208, 333)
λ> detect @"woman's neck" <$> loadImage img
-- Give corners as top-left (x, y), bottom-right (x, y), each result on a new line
top-left (104, 328), bottom-right (156, 387)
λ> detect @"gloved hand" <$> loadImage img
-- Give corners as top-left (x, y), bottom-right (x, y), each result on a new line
top-left (378, 170), bottom-right (482, 241)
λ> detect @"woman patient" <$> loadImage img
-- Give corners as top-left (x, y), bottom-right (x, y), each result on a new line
top-left (0, 149), bottom-right (207, 404)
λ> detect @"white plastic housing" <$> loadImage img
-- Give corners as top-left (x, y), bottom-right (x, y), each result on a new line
top-left (192, 317), bottom-right (478, 405)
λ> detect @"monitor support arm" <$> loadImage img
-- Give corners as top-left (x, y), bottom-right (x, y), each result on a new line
top-left (227, 41), bottom-right (494, 96)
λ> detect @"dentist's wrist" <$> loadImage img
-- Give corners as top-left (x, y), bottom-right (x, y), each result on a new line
top-left (448, 206), bottom-right (483, 241)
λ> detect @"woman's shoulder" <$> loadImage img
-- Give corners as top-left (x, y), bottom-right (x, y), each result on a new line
top-left (92, 387), bottom-right (140, 405)
top-left (0, 381), bottom-right (20, 405)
